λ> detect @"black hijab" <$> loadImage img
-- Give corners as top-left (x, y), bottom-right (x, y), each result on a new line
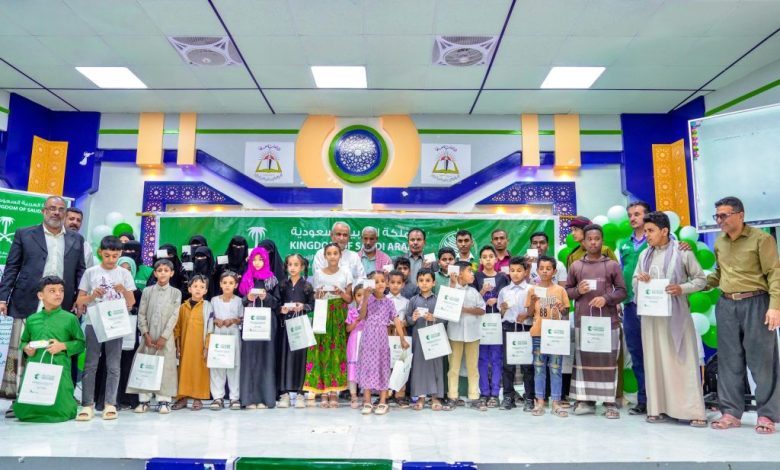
top-left (225, 235), bottom-right (249, 273)
top-left (147, 243), bottom-right (185, 291)
top-left (193, 245), bottom-right (215, 275)
top-left (119, 232), bottom-right (135, 241)
top-left (258, 239), bottom-right (285, 282)
top-left (189, 235), bottom-right (208, 248)
top-left (122, 240), bottom-right (144, 267)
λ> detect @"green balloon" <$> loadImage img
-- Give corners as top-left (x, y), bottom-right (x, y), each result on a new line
top-left (623, 368), bottom-right (638, 393)
top-left (565, 233), bottom-right (578, 249)
top-left (702, 325), bottom-right (718, 349)
top-left (695, 249), bottom-right (716, 269)
top-left (557, 247), bottom-right (572, 264)
top-left (618, 219), bottom-right (633, 239)
top-left (77, 351), bottom-right (85, 371)
top-left (603, 223), bottom-right (619, 243)
top-left (689, 292), bottom-right (711, 313)
top-left (707, 287), bottom-right (722, 304)
top-left (112, 223), bottom-right (134, 237)
top-left (681, 238), bottom-right (699, 253)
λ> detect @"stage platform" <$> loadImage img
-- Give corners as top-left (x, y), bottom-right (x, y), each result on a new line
top-left (1, 399), bottom-right (778, 469)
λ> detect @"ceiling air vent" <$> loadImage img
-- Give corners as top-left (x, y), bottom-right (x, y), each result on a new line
top-left (432, 35), bottom-right (498, 66)
top-left (168, 36), bottom-right (243, 66)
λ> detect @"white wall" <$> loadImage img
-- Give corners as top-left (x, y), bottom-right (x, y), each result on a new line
top-left (705, 58), bottom-right (780, 114)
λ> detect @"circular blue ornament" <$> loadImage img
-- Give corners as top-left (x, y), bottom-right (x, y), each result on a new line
top-left (328, 125), bottom-right (388, 184)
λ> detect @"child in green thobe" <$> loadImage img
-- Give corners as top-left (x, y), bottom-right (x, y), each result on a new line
top-left (13, 276), bottom-right (85, 423)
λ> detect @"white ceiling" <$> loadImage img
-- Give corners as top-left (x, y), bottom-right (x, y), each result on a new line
top-left (0, 0), bottom-right (778, 115)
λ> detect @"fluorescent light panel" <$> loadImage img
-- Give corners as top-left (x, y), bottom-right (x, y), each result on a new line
top-left (311, 66), bottom-right (367, 88)
top-left (76, 67), bottom-right (147, 89)
top-left (540, 66), bottom-right (605, 89)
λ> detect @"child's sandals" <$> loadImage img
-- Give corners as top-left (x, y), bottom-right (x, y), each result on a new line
top-left (441, 399), bottom-right (454, 411)
top-left (210, 399), bottom-right (224, 411)
top-left (320, 396), bottom-right (330, 408)
top-left (486, 396), bottom-right (499, 408)
top-left (328, 393), bottom-right (339, 408)
top-left (374, 403), bottom-right (389, 415)
top-left (229, 400), bottom-right (241, 410)
top-left (361, 403), bottom-right (374, 415)
top-left (431, 399), bottom-right (443, 411)
top-left (158, 402), bottom-right (171, 414)
top-left (604, 404), bottom-right (621, 419)
top-left (532, 401), bottom-right (546, 417)
top-left (134, 402), bottom-right (150, 414)
top-left (102, 404), bottom-right (118, 420)
top-left (191, 400), bottom-right (203, 411)
top-left (171, 398), bottom-right (188, 411)
top-left (552, 401), bottom-right (568, 418)
top-left (413, 397), bottom-right (425, 411)
top-left (76, 406), bottom-right (94, 421)
top-left (350, 396), bottom-right (360, 409)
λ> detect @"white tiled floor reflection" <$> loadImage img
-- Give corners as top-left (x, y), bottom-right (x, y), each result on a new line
top-left (1, 400), bottom-right (778, 464)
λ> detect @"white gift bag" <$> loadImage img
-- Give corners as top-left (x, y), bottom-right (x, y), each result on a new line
top-left (540, 305), bottom-right (571, 356)
top-left (286, 314), bottom-right (317, 351)
top-left (418, 322), bottom-right (452, 360)
top-left (388, 351), bottom-right (413, 391)
top-left (433, 286), bottom-right (465, 322)
top-left (312, 299), bottom-right (329, 334)
top-left (127, 350), bottom-right (164, 392)
top-left (17, 353), bottom-right (62, 406)
top-left (242, 307), bottom-right (272, 341)
top-left (122, 314), bottom-right (138, 351)
top-left (88, 299), bottom-right (133, 343)
top-left (580, 307), bottom-right (612, 353)
top-left (479, 313), bottom-right (503, 345)
top-left (207, 334), bottom-right (237, 369)
top-left (389, 335), bottom-right (413, 364)
top-left (637, 279), bottom-right (672, 317)
top-left (505, 330), bottom-right (533, 365)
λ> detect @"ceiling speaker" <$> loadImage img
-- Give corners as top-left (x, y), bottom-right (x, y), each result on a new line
top-left (168, 36), bottom-right (242, 66)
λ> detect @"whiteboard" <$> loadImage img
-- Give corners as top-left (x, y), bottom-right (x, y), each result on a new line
top-left (689, 103), bottom-right (780, 232)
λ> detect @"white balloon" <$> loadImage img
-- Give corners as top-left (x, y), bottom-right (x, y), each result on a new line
top-left (663, 211), bottom-right (681, 232)
top-left (607, 205), bottom-right (628, 224)
top-left (696, 241), bottom-right (709, 251)
top-left (592, 215), bottom-right (609, 226)
top-left (691, 313), bottom-right (710, 336)
top-left (105, 211), bottom-right (125, 228)
top-left (678, 225), bottom-right (698, 240)
top-left (92, 224), bottom-right (113, 243)
top-left (706, 305), bottom-right (717, 326)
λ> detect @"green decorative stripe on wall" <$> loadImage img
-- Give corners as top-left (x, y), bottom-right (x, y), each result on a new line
top-left (705, 78), bottom-right (780, 116)
top-left (0, 105), bottom-right (9, 114)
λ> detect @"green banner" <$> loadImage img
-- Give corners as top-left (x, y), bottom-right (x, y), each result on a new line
top-left (157, 211), bottom-right (557, 263)
top-left (0, 189), bottom-right (49, 270)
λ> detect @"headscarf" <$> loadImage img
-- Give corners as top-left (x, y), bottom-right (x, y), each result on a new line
top-left (225, 235), bottom-right (249, 272)
top-left (147, 244), bottom-right (184, 289)
top-left (258, 239), bottom-right (285, 282)
top-left (119, 232), bottom-right (135, 241)
top-left (122, 240), bottom-right (144, 267)
top-left (192, 245), bottom-right (215, 275)
top-left (239, 246), bottom-right (274, 296)
top-left (117, 256), bottom-right (137, 278)
top-left (189, 235), bottom-right (208, 248)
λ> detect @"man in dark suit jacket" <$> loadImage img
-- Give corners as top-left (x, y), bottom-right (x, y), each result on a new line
top-left (0, 196), bottom-right (85, 409)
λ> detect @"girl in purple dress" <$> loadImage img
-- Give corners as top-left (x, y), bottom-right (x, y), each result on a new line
top-left (345, 281), bottom-right (365, 409)
top-left (356, 271), bottom-right (409, 415)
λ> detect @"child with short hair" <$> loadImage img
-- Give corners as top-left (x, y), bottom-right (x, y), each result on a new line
top-left (445, 261), bottom-right (486, 411)
top-left (387, 270), bottom-right (410, 407)
top-left (407, 269), bottom-right (448, 410)
top-left (172, 275), bottom-right (212, 411)
top-left (474, 245), bottom-right (510, 408)
top-left (129, 259), bottom-right (182, 414)
top-left (527, 255), bottom-right (570, 418)
top-left (434, 247), bottom-right (456, 296)
top-left (278, 254), bottom-right (315, 409)
top-left (393, 257), bottom-right (419, 299)
top-left (356, 271), bottom-right (409, 415)
top-left (345, 281), bottom-right (366, 408)
top-left (208, 271), bottom-right (243, 410)
top-left (497, 256), bottom-right (532, 411)
top-left (76, 235), bottom-right (137, 421)
top-left (14, 276), bottom-right (86, 423)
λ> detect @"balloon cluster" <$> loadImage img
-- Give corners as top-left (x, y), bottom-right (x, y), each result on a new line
top-left (556, 205), bottom-right (722, 394)
top-left (91, 211), bottom-right (134, 244)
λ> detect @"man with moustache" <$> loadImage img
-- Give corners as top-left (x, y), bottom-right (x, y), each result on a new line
top-left (358, 226), bottom-right (392, 276)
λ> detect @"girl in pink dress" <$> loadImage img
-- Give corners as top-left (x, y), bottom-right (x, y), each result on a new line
top-left (356, 271), bottom-right (409, 415)
top-left (345, 282), bottom-right (365, 409)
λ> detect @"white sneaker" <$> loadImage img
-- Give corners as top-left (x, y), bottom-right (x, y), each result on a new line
top-left (278, 393), bottom-right (290, 408)
top-left (295, 397), bottom-right (306, 409)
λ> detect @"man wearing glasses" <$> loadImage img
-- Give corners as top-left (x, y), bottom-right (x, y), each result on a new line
top-left (707, 196), bottom-right (780, 434)
top-left (0, 196), bottom-right (86, 415)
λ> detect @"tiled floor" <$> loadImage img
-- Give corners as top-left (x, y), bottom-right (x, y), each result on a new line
top-left (1, 399), bottom-right (777, 464)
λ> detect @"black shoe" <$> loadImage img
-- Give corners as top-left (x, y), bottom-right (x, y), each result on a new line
top-left (4, 407), bottom-right (15, 419)
top-left (628, 403), bottom-right (647, 415)
top-left (500, 397), bottom-right (516, 410)
top-left (522, 398), bottom-right (535, 412)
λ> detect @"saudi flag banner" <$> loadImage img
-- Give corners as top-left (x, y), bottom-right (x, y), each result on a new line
top-left (157, 211), bottom-right (557, 263)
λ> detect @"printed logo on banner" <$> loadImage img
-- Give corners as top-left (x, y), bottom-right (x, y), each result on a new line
top-left (0, 216), bottom-right (15, 244)
top-left (246, 226), bottom-right (267, 247)
top-left (421, 144), bottom-right (471, 186)
top-left (244, 142), bottom-right (294, 185)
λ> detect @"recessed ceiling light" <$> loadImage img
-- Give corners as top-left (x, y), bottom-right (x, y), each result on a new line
top-left (75, 67), bottom-right (147, 89)
top-left (540, 67), bottom-right (605, 89)
top-left (311, 66), bottom-right (367, 89)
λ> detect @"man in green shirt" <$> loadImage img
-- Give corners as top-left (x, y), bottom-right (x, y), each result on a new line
top-left (707, 197), bottom-right (780, 434)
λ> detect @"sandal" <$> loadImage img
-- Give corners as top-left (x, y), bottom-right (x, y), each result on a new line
top-left (552, 401), bottom-right (568, 418)
top-left (646, 415), bottom-right (667, 423)
top-left (171, 398), bottom-right (188, 411)
top-left (320, 396), bottom-right (330, 408)
top-left (532, 401), bottom-right (546, 417)
top-left (711, 413), bottom-right (742, 430)
top-left (397, 396), bottom-right (411, 409)
top-left (229, 400), bottom-right (241, 410)
top-left (191, 400), bottom-right (203, 411)
top-left (361, 403), bottom-right (374, 415)
top-left (76, 406), bottom-right (94, 422)
top-left (455, 398), bottom-right (466, 407)
top-left (328, 393), bottom-right (339, 409)
top-left (755, 416), bottom-right (776, 435)
top-left (134, 402), bottom-right (150, 414)
top-left (350, 396), bottom-right (360, 409)
top-left (486, 396), bottom-right (499, 408)
top-left (441, 399), bottom-right (453, 411)
top-left (210, 399), bottom-right (224, 411)
top-left (470, 398), bottom-right (487, 412)
top-left (102, 404), bottom-right (118, 420)
top-left (431, 400), bottom-right (443, 411)
top-left (689, 419), bottom-right (707, 428)
top-left (375, 403), bottom-right (389, 415)
top-left (604, 405), bottom-right (620, 419)
top-left (413, 397), bottom-right (425, 411)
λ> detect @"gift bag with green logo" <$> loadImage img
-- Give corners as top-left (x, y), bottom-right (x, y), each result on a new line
top-left (580, 306), bottom-right (611, 353)
top-left (433, 286), bottom-right (465, 322)
top-left (87, 299), bottom-right (132, 343)
top-left (286, 314), bottom-right (317, 351)
top-left (17, 352), bottom-right (62, 406)
top-left (127, 347), bottom-right (164, 392)
top-left (541, 307), bottom-right (570, 356)
top-left (207, 334), bottom-right (236, 369)
top-left (479, 313), bottom-right (502, 345)
top-left (242, 307), bottom-right (272, 341)
top-left (505, 328), bottom-right (533, 365)
top-left (418, 322), bottom-right (452, 360)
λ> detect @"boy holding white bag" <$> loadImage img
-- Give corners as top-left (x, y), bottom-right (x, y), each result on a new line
top-left (75, 236), bottom-right (136, 421)
top-left (207, 271), bottom-right (244, 410)
top-left (127, 259), bottom-right (182, 414)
